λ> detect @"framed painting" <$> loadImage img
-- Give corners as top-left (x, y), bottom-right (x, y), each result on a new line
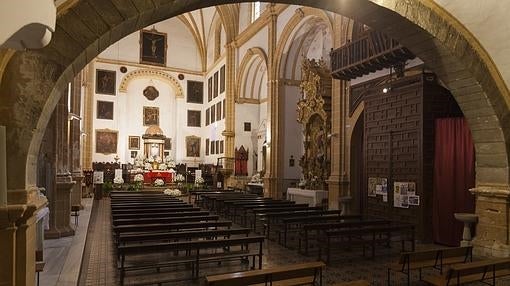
top-left (216, 102), bottom-right (222, 121)
top-left (140, 29), bottom-right (167, 66)
top-left (96, 69), bottom-right (116, 95)
top-left (206, 139), bottom-right (210, 155)
top-left (95, 129), bottom-right (118, 154)
top-left (223, 99), bottom-right (226, 118)
top-left (211, 140), bottom-right (215, 154)
top-left (164, 138), bottom-right (172, 150)
top-left (211, 105), bottom-right (216, 123)
top-left (206, 108), bottom-right (210, 126)
top-left (216, 140), bottom-right (220, 154)
top-left (96, 100), bottom-right (114, 120)
top-left (187, 81), bottom-right (204, 104)
top-left (187, 110), bottom-right (201, 127)
top-left (220, 140), bottom-right (224, 154)
top-left (213, 71), bottom-right (219, 98)
top-left (128, 136), bottom-right (140, 150)
top-left (130, 151), bottom-right (137, 158)
top-left (143, 106), bottom-right (159, 126)
top-left (186, 136), bottom-right (200, 157)
top-left (208, 77), bottom-right (213, 102)
top-left (220, 65), bottom-right (225, 93)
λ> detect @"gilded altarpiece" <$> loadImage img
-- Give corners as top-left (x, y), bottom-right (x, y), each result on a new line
top-left (297, 59), bottom-right (332, 190)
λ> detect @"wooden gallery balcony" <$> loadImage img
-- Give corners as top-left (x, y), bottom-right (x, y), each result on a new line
top-left (331, 30), bottom-right (415, 80)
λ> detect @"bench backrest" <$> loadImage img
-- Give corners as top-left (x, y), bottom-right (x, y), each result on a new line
top-left (118, 228), bottom-right (251, 244)
top-left (399, 246), bottom-right (472, 264)
top-left (206, 262), bottom-right (325, 286)
top-left (446, 258), bottom-right (510, 282)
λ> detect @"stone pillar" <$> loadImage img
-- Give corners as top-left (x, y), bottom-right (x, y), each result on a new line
top-left (0, 208), bottom-right (17, 286)
top-left (264, 5), bottom-right (284, 199)
top-left (82, 63), bottom-right (94, 170)
top-left (223, 43), bottom-right (236, 187)
top-left (46, 88), bottom-right (75, 238)
top-left (470, 186), bottom-right (510, 257)
top-left (70, 73), bottom-right (84, 209)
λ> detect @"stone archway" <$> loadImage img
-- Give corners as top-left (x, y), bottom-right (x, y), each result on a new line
top-left (1, 0), bottom-right (510, 284)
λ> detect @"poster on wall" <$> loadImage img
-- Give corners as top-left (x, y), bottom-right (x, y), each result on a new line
top-left (393, 182), bottom-right (416, 208)
top-left (368, 177), bottom-right (377, 197)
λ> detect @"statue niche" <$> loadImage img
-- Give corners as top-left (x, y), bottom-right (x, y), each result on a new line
top-left (297, 58), bottom-right (332, 190)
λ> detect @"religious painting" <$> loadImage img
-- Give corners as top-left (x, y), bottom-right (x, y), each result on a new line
top-left (130, 151), bottom-right (137, 158)
top-left (244, 122), bottom-right (251, 132)
top-left (164, 138), bottom-right (172, 150)
top-left (95, 69), bottom-right (116, 95)
top-left (186, 136), bottom-right (200, 157)
top-left (222, 99), bottom-right (226, 118)
top-left (143, 86), bottom-right (159, 101)
top-left (211, 140), bottom-right (215, 154)
top-left (216, 102), bottom-right (222, 121)
top-left (208, 77), bottom-right (213, 102)
top-left (187, 110), bottom-right (201, 127)
top-left (206, 139), bottom-right (210, 155)
top-left (220, 65), bottom-right (225, 93)
top-left (96, 100), bottom-right (114, 120)
top-left (95, 129), bottom-right (118, 154)
top-left (211, 105), bottom-right (216, 123)
top-left (216, 141), bottom-right (220, 154)
top-left (143, 106), bottom-right (159, 126)
top-left (140, 29), bottom-right (167, 66)
top-left (128, 136), bottom-right (140, 150)
top-left (213, 71), bottom-right (219, 98)
top-left (220, 140), bottom-right (224, 154)
top-left (206, 108), bottom-right (210, 126)
top-left (187, 81), bottom-right (204, 104)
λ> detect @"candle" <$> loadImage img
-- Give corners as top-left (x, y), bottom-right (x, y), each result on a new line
top-left (0, 126), bottom-right (7, 207)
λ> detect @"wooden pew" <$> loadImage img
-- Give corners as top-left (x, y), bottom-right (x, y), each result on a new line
top-left (205, 261), bottom-right (325, 286)
top-left (201, 193), bottom-right (258, 210)
top-left (332, 281), bottom-right (370, 286)
top-left (111, 210), bottom-right (209, 220)
top-left (422, 258), bottom-right (510, 286)
top-left (318, 223), bottom-right (415, 263)
top-left (250, 206), bottom-right (325, 232)
top-left (112, 215), bottom-right (220, 226)
top-left (110, 202), bottom-right (189, 209)
top-left (118, 228), bottom-right (251, 245)
top-left (118, 236), bottom-right (265, 285)
top-left (387, 246), bottom-right (473, 285)
top-left (111, 206), bottom-right (198, 215)
top-left (298, 218), bottom-right (386, 255)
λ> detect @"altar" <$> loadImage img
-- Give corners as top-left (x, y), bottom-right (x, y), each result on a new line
top-left (286, 188), bottom-right (328, 207)
top-left (143, 170), bottom-right (173, 184)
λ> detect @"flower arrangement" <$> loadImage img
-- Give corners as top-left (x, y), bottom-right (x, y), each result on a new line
top-left (163, 189), bottom-right (182, 197)
top-left (155, 156), bottom-right (162, 163)
top-left (175, 174), bottom-right (185, 182)
top-left (135, 168), bottom-right (143, 173)
top-left (153, 178), bottom-right (165, 187)
top-left (195, 176), bottom-right (204, 184)
top-left (134, 174), bottom-right (144, 182)
top-left (298, 178), bottom-right (306, 188)
top-left (113, 176), bottom-right (124, 184)
top-left (158, 163), bottom-right (167, 170)
top-left (144, 162), bottom-right (152, 170)
top-left (147, 157), bottom-right (155, 163)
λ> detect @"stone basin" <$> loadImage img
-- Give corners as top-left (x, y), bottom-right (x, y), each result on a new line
top-left (454, 213), bottom-right (478, 223)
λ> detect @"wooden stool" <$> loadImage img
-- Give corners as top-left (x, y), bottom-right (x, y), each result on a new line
top-left (71, 205), bottom-right (80, 227)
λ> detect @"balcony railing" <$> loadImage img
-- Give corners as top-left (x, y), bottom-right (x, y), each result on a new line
top-left (331, 30), bottom-right (415, 80)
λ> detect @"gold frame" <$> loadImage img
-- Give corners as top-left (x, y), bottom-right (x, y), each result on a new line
top-left (95, 129), bottom-right (118, 154)
top-left (143, 106), bottom-right (159, 126)
top-left (128, 136), bottom-right (140, 150)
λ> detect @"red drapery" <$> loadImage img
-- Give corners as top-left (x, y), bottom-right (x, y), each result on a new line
top-left (433, 117), bottom-right (475, 246)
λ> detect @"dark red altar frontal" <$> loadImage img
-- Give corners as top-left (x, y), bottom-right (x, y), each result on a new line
top-left (143, 171), bottom-right (173, 184)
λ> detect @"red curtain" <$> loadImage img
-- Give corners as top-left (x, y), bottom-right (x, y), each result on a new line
top-left (433, 118), bottom-right (475, 246)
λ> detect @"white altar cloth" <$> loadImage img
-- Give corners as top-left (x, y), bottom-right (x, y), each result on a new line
top-left (286, 188), bottom-right (328, 207)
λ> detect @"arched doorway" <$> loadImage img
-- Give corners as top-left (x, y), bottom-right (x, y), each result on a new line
top-left (1, 1), bottom-right (510, 284)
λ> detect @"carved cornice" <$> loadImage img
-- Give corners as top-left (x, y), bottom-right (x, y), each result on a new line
top-left (95, 57), bottom-right (203, 76)
top-left (118, 69), bottom-right (184, 98)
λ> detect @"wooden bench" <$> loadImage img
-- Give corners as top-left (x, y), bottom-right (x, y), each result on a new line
top-left (205, 261), bottom-right (325, 286)
top-left (112, 215), bottom-right (219, 226)
top-left (111, 210), bottom-right (209, 220)
top-left (387, 246), bottom-right (473, 285)
top-left (422, 258), bottom-right (510, 285)
top-left (332, 280), bottom-right (370, 286)
top-left (118, 235), bottom-right (265, 285)
top-left (111, 206), bottom-right (198, 215)
top-left (118, 228), bottom-right (251, 245)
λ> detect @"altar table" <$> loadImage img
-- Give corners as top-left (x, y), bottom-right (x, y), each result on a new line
top-left (143, 171), bottom-right (173, 184)
top-left (286, 188), bottom-right (328, 207)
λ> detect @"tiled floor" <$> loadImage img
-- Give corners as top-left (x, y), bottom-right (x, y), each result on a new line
top-left (78, 198), bottom-right (510, 286)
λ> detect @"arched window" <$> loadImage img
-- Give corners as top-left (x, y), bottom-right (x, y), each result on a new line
top-left (252, 2), bottom-right (261, 22)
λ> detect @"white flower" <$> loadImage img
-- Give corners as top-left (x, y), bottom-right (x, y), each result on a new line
top-left (158, 163), bottom-right (167, 170)
top-left (154, 178), bottom-right (165, 186)
top-left (175, 174), bottom-right (185, 182)
top-left (164, 189), bottom-right (182, 197)
top-left (155, 156), bottom-right (162, 163)
top-left (135, 168), bottom-right (143, 173)
top-left (113, 176), bottom-right (124, 184)
top-left (147, 157), bottom-right (154, 163)
top-left (144, 162), bottom-right (152, 170)
top-left (134, 174), bottom-right (144, 182)
top-left (195, 177), bottom-right (204, 184)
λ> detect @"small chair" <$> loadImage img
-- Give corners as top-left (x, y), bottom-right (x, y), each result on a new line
top-left (71, 205), bottom-right (80, 227)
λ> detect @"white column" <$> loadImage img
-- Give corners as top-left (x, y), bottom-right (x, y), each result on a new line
top-left (0, 126), bottom-right (6, 207)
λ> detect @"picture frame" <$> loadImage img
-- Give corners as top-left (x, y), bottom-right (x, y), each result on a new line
top-left (213, 71), bottom-right (219, 98)
top-left (186, 136), bottom-right (200, 157)
top-left (211, 140), bottom-right (215, 154)
top-left (187, 110), bottom-right (201, 127)
top-left (143, 106), bottom-right (159, 126)
top-left (216, 102), bottom-right (222, 121)
top-left (208, 77), bottom-right (213, 102)
top-left (95, 129), bottom-right (118, 154)
top-left (95, 69), bottom-right (116, 95)
top-left (206, 108), bottom-right (210, 126)
top-left (164, 138), bottom-right (172, 150)
top-left (220, 65), bottom-right (225, 93)
top-left (128, 136), bottom-right (140, 150)
top-left (222, 99), bottom-right (226, 119)
top-left (187, 81), bottom-right (204, 104)
top-left (140, 29), bottom-right (167, 66)
top-left (130, 151), bottom-right (138, 158)
top-left (211, 105), bottom-right (216, 123)
top-left (244, 122), bottom-right (251, 132)
top-left (206, 139), bottom-right (210, 155)
top-left (220, 140), bottom-right (224, 154)
top-left (96, 100), bottom-right (114, 120)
